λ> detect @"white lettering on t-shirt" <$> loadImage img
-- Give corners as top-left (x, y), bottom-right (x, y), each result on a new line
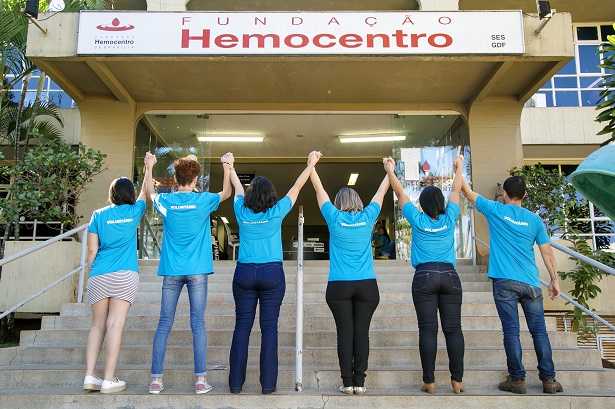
top-left (170, 205), bottom-right (197, 210)
top-left (107, 218), bottom-right (133, 224)
top-left (504, 216), bottom-right (529, 226)
top-left (424, 225), bottom-right (447, 233)
top-left (340, 222), bottom-right (367, 227)
top-left (242, 220), bottom-right (269, 224)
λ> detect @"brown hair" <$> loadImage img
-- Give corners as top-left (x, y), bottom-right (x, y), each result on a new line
top-left (174, 157), bottom-right (201, 187)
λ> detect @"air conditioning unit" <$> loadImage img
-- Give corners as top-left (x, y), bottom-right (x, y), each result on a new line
top-left (525, 93), bottom-right (547, 108)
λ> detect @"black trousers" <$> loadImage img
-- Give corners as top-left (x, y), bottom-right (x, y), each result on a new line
top-left (412, 262), bottom-right (465, 383)
top-left (326, 279), bottom-right (380, 387)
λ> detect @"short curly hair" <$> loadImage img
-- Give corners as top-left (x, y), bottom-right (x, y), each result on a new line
top-left (174, 157), bottom-right (201, 187)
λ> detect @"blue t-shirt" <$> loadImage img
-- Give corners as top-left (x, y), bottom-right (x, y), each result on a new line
top-left (402, 201), bottom-right (460, 267)
top-left (153, 192), bottom-right (221, 276)
top-left (88, 200), bottom-right (146, 277)
top-left (234, 195), bottom-right (293, 263)
top-left (375, 235), bottom-right (390, 256)
top-left (321, 201), bottom-right (380, 281)
top-left (476, 195), bottom-right (550, 288)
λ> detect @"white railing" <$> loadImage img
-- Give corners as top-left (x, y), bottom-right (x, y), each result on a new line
top-left (471, 235), bottom-right (615, 333)
top-left (0, 223), bottom-right (89, 320)
top-left (295, 205), bottom-right (304, 392)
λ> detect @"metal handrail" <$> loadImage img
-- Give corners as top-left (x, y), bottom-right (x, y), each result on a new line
top-left (0, 224), bottom-right (89, 320)
top-left (471, 235), bottom-right (615, 333)
top-left (295, 205), bottom-right (304, 392)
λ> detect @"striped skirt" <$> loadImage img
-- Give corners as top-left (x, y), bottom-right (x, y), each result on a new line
top-left (87, 270), bottom-right (139, 305)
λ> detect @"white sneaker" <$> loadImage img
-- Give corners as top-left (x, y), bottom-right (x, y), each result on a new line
top-left (196, 380), bottom-right (213, 394)
top-left (83, 375), bottom-right (103, 391)
top-left (354, 386), bottom-right (367, 395)
top-left (339, 385), bottom-right (354, 394)
top-left (100, 377), bottom-right (126, 394)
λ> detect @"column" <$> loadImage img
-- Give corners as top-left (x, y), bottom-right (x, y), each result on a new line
top-left (146, 0), bottom-right (189, 11)
top-left (417, 0), bottom-right (459, 10)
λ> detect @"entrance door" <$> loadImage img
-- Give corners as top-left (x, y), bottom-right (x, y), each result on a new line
top-left (133, 112), bottom-right (472, 261)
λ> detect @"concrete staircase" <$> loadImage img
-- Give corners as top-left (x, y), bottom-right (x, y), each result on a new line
top-left (1, 259), bottom-right (614, 408)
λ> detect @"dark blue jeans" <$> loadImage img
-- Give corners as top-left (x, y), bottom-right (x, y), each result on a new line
top-left (412, 262), bottom-right (464, 383)
top-left (229, 262), bottom-right (285, 394)
top-left (492, 278), bottom-right (555, 381)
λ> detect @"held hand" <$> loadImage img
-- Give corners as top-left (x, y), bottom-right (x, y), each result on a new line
top-left (548, 280), bottom-right (561, 300)
top-left (308, 151), bottom-right (322, 167)
top-left (383, 157), bottom-right (395, 173)
top-left (453, 155), bottom-right (464, 171)
top-left (144, 152), bottom-right (157, 167)
top-left (221, 152), bottom-right (234, 167)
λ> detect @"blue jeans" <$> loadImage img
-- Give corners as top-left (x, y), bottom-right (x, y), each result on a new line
top-left (151, 274), bottom-right (209, 378)
top-left (492, 278), bottom-right (555, 380)
top-left (412, 262), bottom-right (464, 383)
top-left (229, 262), bottom-right (285, 394)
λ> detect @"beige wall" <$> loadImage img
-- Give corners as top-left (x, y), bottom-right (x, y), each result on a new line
top-left (0, 241), bottom-right (81, 313)
top-left (77, 101), bottom-right (137, 223)
top-left (467, 97), bottom-right (525, 256)
top-left (521, 107), bottom-right (607, 145)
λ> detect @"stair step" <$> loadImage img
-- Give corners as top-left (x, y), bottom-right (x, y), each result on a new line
top-left (40, 315), bottom-right (558, 331)
top-left (1, 345), bottom-right (601, 367)
top-left (19, 329), bottom-right (579, 348)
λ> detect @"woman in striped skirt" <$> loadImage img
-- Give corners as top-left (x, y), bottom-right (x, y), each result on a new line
top-left (83, 152), bottom-right (156, 394)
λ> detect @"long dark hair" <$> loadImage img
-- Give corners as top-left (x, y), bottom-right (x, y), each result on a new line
top-left (108, 177), bottom-right (136, 205)
top-left (419, 186), bottom-right (445, 219)
top-left (244, 176), bottom-right (278, 213)
top-left (379, 226), bottom-right (391, 242)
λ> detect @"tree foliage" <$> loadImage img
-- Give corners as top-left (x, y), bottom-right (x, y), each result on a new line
top-left (596, 23), bottom-right (615, 146)
top-left (0, 139), bottom-right (107, 228)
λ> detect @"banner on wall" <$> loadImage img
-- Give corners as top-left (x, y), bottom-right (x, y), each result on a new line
top-left (77, 11), bottom-right (525, 55)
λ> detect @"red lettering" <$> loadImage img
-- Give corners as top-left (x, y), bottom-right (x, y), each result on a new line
top-left (410, 33), bottom-right (427, 47)
top-left (284, 34), bottom-right (309, 48)
top-left (328, 17), bottom-right (340, 25)
top-left (214, 34), bottom-right (238, 48)
top-left (181, 17), bottom-right (191, 25)
top-left (402, 16), bottom-right (414, 25)
top-left (218, 17), bottom-right (229, 26)
top-left (255, 17), bottom-right (266, 25)
top-left (392, 30), bottom-right (409, 48)
top-left (428, 33), bottom-right (453, 47)
top-left (292, 17), bottom-right (303, 25)
top-left (181, 29), bottom-right (210, 48)
top-left (339, 34), bottom-right (362, 48)
top-left (313, 33), bottom-right (336, 48)
top-left (242, 34), bottom-right (281, 48)
top-left (366, 33), bottom-right (390, 48)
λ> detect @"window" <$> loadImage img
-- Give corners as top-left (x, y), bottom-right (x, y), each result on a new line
top-left (530, 23), bottom-right (614, 108)
top-left (4, 72), bottom-right (77, 109)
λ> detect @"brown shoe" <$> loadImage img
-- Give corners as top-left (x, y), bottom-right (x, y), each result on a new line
top-left (541, 378), bottom-right (563, 394)
top-left (498, 376), bottom-right (526, 394)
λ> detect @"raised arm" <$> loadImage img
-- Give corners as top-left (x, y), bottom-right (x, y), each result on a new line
top-left (539, 243), bottom-right (560, 300)
top-left (286, 151), bottom-right (321, 205)
top-left (448, 155), bottom-right (464, 206)
top-left (370, 173), bottom-right (390, 208)
top-left (218, 152), bottom-right (234, 202)
top-left (383, 157), bottom-right (410, 210)
top-left (309, 167), bottom-right (331, 209)
top-left (137, 152), bottom-right (156, 202)
top-left (229, 163), bottom-right (244, 198)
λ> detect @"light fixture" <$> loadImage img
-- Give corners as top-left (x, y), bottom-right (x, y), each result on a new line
top-left (338, 134), bottom-right (406, 143)
top-left (348, 173), bottom-right (359, 186)
top-left (197, 135), bottom-right (264, 142)
top-left (220, 216), bottom-right (229, 224)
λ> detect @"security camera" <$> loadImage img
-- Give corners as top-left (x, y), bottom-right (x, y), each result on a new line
top-left (536, 1), bottom-right (552, 20)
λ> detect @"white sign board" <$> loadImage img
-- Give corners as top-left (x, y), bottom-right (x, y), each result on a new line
top-left (400, 148), bottom-right (422, 181)
top-left (77, 11), bottom-right (524, 55)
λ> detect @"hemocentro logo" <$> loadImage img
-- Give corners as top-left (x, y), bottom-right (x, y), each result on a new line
top-left (96, 17), bottom-right (135, 31)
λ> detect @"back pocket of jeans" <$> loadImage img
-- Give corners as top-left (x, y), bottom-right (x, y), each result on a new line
top-left (493, 280), bottom-right (517, 301)
top-left (263, 265), bottom-right (284, 285)
top-left (449, 272), bottom-right (462, 291)
top-left (412, 272), bottom-right (430, 291)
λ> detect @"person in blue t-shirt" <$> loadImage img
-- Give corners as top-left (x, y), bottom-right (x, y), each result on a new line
top-left (372, 226), bottom-right (390, 258)
top-left (149, 153), bottom-right (233, 395)
top-left (227, 151), bottom-right (321, 395)
top-left (460, 174), bottom-right (563, 395)
top-left (309, 155), bottom-right (390, 395)
top-left (384, 155), bottom-right (465, 395)
top-left (83, 152), bottom-right (156, 394)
